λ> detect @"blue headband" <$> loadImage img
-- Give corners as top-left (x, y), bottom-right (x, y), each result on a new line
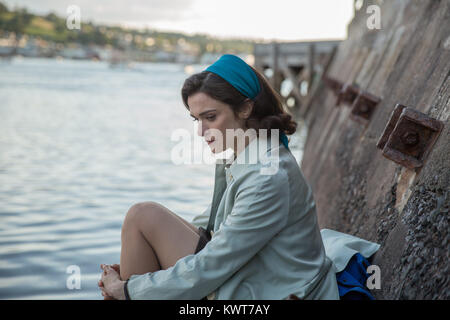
top-left (205, 54), bottom-right (289, 150)
top-left (205, 54), bottom-right (261, 100)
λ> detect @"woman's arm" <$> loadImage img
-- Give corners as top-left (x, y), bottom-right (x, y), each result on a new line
top-left (126, 171), bottom-right (290, 299)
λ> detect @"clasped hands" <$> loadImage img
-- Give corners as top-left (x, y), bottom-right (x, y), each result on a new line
top-left (98, 264), bottom-right (126, 300)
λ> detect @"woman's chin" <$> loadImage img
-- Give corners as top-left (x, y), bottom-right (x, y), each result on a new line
top-left (208, 144), bottom-right (222, 154)
top-left (209, 146), bottom-right (217, 153)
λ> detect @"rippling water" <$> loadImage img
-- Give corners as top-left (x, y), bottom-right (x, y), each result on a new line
top-left (0, 57), bottom-right (305, 299)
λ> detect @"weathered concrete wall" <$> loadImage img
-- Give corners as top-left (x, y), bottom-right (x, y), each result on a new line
top-left (300, 0), bottom-right (449, 299)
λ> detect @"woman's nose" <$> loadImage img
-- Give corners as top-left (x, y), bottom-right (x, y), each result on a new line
top-left (197, 120), bottom-right (207, 137)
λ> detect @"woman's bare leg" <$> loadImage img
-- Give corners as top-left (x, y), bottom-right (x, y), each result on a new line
top-left (120, 201), bottom-right (200, 280)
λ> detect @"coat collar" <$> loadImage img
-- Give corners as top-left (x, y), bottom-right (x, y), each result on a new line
top-left (217, 133), bottom-right (280, 181)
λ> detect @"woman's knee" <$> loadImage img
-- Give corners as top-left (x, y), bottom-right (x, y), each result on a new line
top-left (123, 201), bottom-right (164, 231)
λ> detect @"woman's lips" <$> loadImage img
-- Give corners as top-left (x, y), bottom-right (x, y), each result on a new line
top-left (207, 139), bottom-right (214, 145)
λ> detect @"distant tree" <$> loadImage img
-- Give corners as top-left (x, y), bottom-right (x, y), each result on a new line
top-left (92, 28), bottom-right (107, 46)
top-left (54, 21), bottom-right (66, 34)
top-left (0, 3), bottom-right (254, 57)
top-left (43, 12), bottom-right (66, 36)
top-left (0, 2), bottom-right (8, 13)
top-left (4, 8), bottom-right (32, 36)
top-left (45, 12), bottom-right (58, 22)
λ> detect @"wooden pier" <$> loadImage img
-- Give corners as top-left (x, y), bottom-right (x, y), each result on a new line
top-left (253, 40), bottom-right (340, 116)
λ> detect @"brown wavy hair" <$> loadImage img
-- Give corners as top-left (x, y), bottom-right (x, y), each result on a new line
top-left (181, 65), bottom-right (297, 137)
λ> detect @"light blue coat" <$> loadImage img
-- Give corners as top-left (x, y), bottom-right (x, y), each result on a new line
top-left (126, 135), bottom-right (380, 299)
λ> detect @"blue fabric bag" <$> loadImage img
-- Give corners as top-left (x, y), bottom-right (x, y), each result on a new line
top-left (336, 253), bottom-right (375, 300)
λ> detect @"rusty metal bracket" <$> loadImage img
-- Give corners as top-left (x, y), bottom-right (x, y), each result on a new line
top-left (376, 104), bottom-right (444, 169)
top-left (350, 91), bottom-right (381, 123)
top-left (322, 76), bottom-right (343, 95)
top-left (336, 83), bottom-right (360, 107)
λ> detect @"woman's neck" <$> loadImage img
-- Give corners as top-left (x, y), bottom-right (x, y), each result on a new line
top-left (231, 129), bottom-right (258, 163)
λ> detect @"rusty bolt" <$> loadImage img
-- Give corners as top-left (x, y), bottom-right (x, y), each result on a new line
top-left (336, 83), bottom-right (360, 107)
top-left (377, 104), bottom-right (444, 169)
top-left (400, 131), bottom-right (419, 146)
top-left (350, 91), bottom-right (381, 123)
top-left (358, 103), bottom-right (370, 113)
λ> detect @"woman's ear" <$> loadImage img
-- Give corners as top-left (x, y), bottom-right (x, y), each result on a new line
top-left (238, 99), bottom-right (254, 120)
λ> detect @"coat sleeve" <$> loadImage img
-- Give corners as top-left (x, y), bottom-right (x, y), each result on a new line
top-left (189, 204), bottom-right (211, 230)
top-left (125, 172), bottom-right (290, 299)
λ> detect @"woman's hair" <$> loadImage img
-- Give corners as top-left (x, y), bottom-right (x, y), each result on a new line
top-left (181, 65), bottom-right (297, 136)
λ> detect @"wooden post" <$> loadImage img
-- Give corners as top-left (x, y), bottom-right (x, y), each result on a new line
top-left (253, 45), bottom-right (263, 74)
top-left (308, 43), bottom-right (315, 94)
top-left (272, 41), bottom-right (282, 92)
top-left (299, 44), bottom-right (337, 118)
top-left (280, 58), bottom-right (302, 103)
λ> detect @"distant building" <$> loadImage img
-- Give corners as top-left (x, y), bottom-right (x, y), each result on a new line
top-left (17, 38), bottom-right (40, 57)
top-left (153, 50), bottom-right (176, 62)
top-left (59, 45), bottom-right (100, 60)
top-left (0, 37), bottom-right (15, 57)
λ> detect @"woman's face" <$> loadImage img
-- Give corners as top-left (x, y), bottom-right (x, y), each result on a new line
top-left (188, 92), bottom-right (247, 154)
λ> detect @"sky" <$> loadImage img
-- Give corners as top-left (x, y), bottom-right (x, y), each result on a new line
top-left (3, 0), bottom-right (355, 41)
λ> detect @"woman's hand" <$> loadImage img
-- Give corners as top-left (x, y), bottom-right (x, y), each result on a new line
top-left (99, 264), bottom-right (126, 300)
top-left (97, 264), bottom-right (116, 300)
top-left (98, 264), bottom-right (120, 299)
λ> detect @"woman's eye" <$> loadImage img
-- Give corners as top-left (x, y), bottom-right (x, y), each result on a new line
top-left (191, 115), bottom-right (215, 121)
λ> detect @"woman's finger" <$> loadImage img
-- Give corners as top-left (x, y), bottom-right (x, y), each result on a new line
top-left (100, 264), bottom-right (112, 271)
top-left (101, 289), bottom-right (110, 296)
top-left (101, 289), bottom-right (115, 300)
top-left (104, 265), bottom-right (114, 275)
top-left (105, 265), bottom-right (118, 276)
top-left (111, 264), bottom-right (120, 272)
